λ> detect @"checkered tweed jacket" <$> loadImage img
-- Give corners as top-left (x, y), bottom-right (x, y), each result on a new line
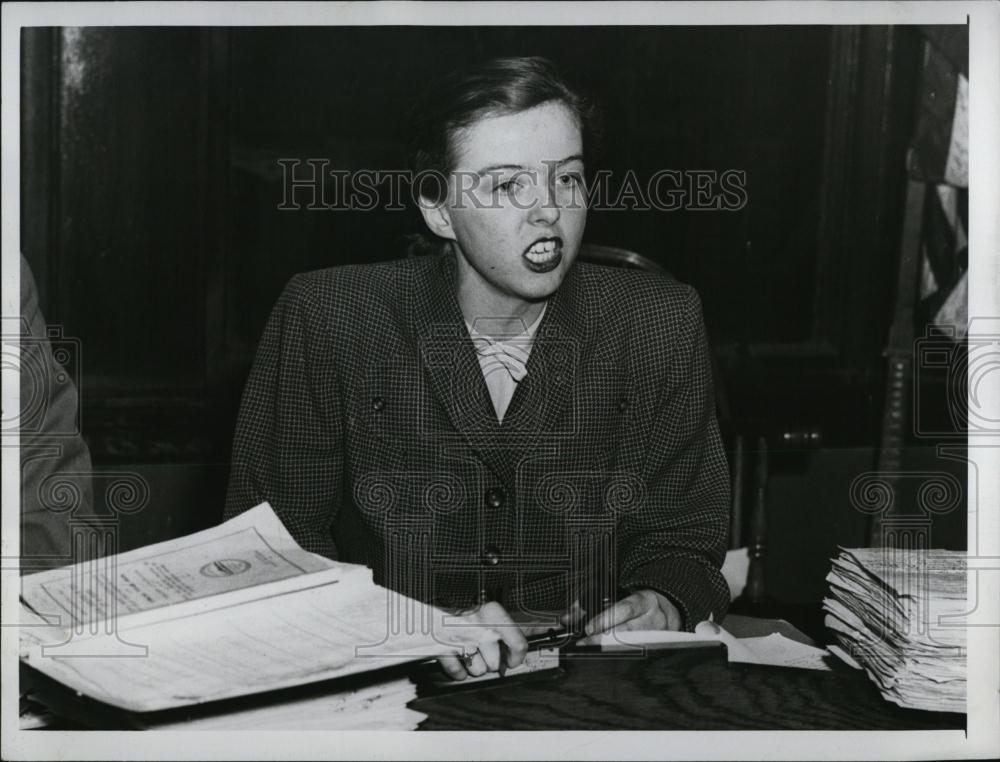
top-left (224, 253), bottom-right (730, 629)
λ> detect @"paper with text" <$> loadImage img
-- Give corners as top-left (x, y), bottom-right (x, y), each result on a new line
top-left (19, 504), bottom-right (487, 713)
top-left (20, 503), bottom-right (334, 629)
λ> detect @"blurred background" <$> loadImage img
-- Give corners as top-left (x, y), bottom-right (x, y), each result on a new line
top-left (19, 25), bottom-right (969, 606)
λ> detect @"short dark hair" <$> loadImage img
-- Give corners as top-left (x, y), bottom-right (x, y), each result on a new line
top-left (408, 56), bottom-right (601, 204)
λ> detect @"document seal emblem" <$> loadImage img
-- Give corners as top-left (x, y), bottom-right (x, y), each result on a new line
top-left (200, 558), bottom-right (251, 577)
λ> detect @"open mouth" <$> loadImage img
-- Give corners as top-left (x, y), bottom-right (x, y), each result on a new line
top-left (522, 237), bottom-right (563, 273)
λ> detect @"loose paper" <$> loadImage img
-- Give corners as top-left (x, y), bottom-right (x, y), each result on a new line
top-left (594, 619), bottom-right (832, 671)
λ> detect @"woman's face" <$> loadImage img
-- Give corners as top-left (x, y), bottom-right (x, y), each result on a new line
top-left (421, 100), bottom-right (587, 316)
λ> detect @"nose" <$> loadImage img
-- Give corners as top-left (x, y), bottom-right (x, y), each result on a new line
top-left (528, 182), bottom-right (561, 226)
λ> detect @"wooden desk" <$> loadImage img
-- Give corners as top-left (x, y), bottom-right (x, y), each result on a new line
top-left (411, 647), bottom-right (965, 731)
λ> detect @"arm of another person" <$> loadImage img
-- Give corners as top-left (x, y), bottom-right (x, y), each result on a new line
top-left (223, 274), bottom-right (343, 558)
top-left (19, 254), bottom-right (99, 570)
top-left (586, 286), bottom-right (730, 636)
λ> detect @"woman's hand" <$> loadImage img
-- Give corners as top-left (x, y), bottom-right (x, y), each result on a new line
top-left (437, 600), bottom-right (529, 681)
top-left (578, 589), bottom-right (682, 644)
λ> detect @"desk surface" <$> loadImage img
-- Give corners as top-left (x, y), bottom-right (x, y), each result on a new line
top-left (23, 614), bottom-right (965, 732)
top-left (411, 647), bottom-right (965, 731)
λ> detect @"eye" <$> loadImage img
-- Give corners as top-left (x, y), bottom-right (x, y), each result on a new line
top-left (556, 172), bottom-right (583, 188)
top-left (495, 178), bottom-right (523, 195)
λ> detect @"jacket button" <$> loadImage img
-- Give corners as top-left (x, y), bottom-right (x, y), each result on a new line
top-left (485, 488), bottom-right (505, 509)
top-left (479, 545), bottom-right (501, 567)
top-left (371, 397), bottom-right (385, 412)
top-left (618, 398), bottom-right (630, 412)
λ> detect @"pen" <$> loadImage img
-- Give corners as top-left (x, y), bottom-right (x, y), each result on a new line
top-left (496, 625), bottom-right (585, 677)
top-left (444, 586), bottom-right (599, 675)
top-left (525, 626), bottom-right (587, 651)
top-left (497, 591), bottom-right (614, 667)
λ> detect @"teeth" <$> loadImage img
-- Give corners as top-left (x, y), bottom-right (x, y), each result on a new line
top-left (526, 240), bottom-right (559, 260)
top-left (525, 248), bottom-right (559, 264)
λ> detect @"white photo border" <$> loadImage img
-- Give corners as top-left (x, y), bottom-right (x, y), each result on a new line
top-left (2, 2), bottom-right (998, 760)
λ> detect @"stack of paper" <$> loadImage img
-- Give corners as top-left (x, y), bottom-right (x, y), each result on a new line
top-left (18, 503), bottom-right (492, 717)
top-left (151, 677), bottom-right (427, 730)
top-left (823, 547), bottom-right (966, 713)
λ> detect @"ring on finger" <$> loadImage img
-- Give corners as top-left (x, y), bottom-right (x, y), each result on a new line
top-left (466, 653), bottom-right (488, 676)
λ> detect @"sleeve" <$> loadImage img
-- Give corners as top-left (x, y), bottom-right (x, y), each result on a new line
top-left (223, 274), bottom-right (343, 559)
top-left (617, 287), bottom-right (730, 630)
top-left (19, 255), bottom-right (99, 570)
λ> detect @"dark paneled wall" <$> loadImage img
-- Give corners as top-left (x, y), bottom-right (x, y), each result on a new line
top-left (21, 26), bottom-right (961, 596)
top-left (22, 28), bottom-right (232, 462)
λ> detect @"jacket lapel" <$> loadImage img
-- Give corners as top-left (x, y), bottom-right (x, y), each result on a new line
top-left (409, 253), bottom-right (600, 484)
top-left (498, 263), bottom-right (599, 473)
top-left (409, 254), bottom-right (502, 453)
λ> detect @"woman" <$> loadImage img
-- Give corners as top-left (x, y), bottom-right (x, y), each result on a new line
top-left (225, 56), bottom-right (730, 680)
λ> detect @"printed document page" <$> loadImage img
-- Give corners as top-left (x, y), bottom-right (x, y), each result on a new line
top-left (22, 564), bottom-right (481, 712)
top-left (19, 504), bottom-right (486, 713)
top-left (20, 503), bottom-right (334, 629)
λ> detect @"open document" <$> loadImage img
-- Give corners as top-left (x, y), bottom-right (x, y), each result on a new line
top-left (19, 504), bottom-right (486, 713)
top-left (593, 620), bottom-right (833, 671)
top-left (20, 503), bottom-right (335, 628)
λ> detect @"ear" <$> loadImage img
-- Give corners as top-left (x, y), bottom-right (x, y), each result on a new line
top-left (418, 196), bottom-right (457, 242)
